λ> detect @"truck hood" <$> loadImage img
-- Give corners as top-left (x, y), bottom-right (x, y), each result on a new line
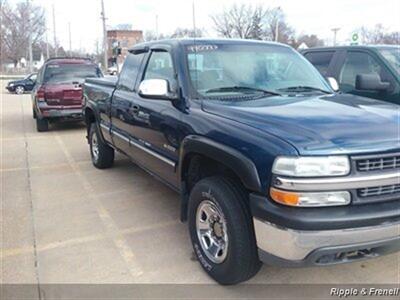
top-left (202, 94), bottom-right (400, 155)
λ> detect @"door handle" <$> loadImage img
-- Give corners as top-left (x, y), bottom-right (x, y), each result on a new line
top-left (129, 105), bottom-right (140, 114)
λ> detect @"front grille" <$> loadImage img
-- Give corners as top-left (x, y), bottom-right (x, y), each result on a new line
top-left (358, 184), bottom-right (400, 198)
top-left (356, 155), bottom-right (400, 172)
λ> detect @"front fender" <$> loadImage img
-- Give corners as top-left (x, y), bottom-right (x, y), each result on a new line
top-left (179, 135), bottom-right (262, 193)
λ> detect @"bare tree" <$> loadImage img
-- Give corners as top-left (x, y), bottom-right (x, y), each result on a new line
top-left (170, 27), bottom-right (204, 39)
top-left (265, 7), bottom-right (295, 44)
top-left (294, 34), bottom-right (325, 48)
top-left (1, 0), bottom-right (46, 66)
top-left (211, 4), bottom-right (295, 43)
top-left (143, 28), bottom-right (204, 42)
top-left (211, 4), bottom-right (265, 39)
top-left (360, 24), bottom-right (400, 45)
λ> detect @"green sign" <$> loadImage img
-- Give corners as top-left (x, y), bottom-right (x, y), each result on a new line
top-left (352, 33), bottom-right (359, 42)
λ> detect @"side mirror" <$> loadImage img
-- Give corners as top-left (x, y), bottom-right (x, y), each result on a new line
top-left (356, 74), bottom-right (390, 91)
top-left (138, 79), bottom-right (177, 100)
top-left (327, 77), bottom-right (339, 92)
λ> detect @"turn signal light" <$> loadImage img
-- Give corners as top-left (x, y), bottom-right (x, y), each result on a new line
top-left (270, 188), bottom-right (299, 206)
top-left (270, 188), bottom-right (351, 207)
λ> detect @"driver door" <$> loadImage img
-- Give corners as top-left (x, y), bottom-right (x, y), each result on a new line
top-left (127, 50), bottom-right (181, 186)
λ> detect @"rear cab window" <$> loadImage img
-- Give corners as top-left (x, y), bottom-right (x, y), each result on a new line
top-left (304, 51), bottom-right (335, 76)
top-left (44, 63), bottom-right (102, 84)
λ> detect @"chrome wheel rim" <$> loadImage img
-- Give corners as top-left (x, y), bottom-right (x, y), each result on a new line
top-left (91, 133), bottom-right (99, 161)
top-left (16, 86), bottom-right (24, 94)
top-left (196, 200), bottom-right (229, 264)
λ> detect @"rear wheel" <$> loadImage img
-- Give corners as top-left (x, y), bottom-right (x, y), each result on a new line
top-left (15, 86), bottom-right (25, 95)
top-left (89, 123), bottom-right (114, 169)
top-left (36, 118), bottom-right (49, 132)
top-left (188, 176), bottom-right (261, 285)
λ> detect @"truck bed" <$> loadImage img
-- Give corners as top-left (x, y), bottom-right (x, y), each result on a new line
top-left (85, 76), bottom-right (118, 88)
top-left (84, 76), bottom-right (118, 104)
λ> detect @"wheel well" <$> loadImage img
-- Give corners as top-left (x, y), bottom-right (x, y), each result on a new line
top-left (84, 107), bottom-right (96, 137)
top-left (180, 153), bottom-right (247, 222)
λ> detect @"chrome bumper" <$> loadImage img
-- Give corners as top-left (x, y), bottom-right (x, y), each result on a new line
top-left (254, 218), bottom-right (400, 262)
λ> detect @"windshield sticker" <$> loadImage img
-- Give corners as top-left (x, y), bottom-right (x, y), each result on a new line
top-left (187, 45), bottom-right (218, 52)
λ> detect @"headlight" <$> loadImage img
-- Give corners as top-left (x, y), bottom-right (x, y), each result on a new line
top-left (270, 188), bottom-right (351, 207)
top-left (272, 156), bottom-right (350, 177)
top-left (9, 83), bottom-right (14, 87)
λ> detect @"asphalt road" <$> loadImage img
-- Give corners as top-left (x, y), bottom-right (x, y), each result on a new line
top-left (1, 80), bottom-right (399, 289)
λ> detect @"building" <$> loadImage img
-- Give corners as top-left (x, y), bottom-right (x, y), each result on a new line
top-left (107, 30), bottom-right (143, 66)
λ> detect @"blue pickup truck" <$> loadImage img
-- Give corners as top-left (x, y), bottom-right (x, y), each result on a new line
top-left (83, 39), bottom-right (400, 285)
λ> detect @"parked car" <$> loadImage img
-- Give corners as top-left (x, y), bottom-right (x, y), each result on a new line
top-left (6, 73), bottom-right (37, 94)
top-left (32, 57), bottom-right (103, 132)
top-left (107, 65), bottom-right (118, 75)
top-left (84, 39), bottom-right (400, 285)
top-left (301, 45), bottom-right (400, 104)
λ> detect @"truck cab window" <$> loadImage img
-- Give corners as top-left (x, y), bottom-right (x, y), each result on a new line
top-left (339, 52), bottom-right (382, 89)
top-left (118, 53), bottom-right (146, 92)
top-left (143, 51), bottom-right (176, 86)
top-left (304, 51), bottom-right (334, 76)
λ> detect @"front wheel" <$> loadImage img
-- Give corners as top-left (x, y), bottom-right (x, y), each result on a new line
top-left (188, 176), bottom-right (261, 285)
top-left (89, 123), bottom-right (114, 169)
top-left (15, 86), bottom-right (25, 95)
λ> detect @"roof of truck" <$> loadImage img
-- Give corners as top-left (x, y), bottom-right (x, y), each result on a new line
top-left (301, 45), bottom-right (399, 53)
top-left (129, 38), bottom-right (291, 53)
top-left (44, 57), bottom-right (94, 65)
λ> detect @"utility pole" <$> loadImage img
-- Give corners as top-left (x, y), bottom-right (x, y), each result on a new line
top-left (155, 15), bottom-right (159, 40)
top-left (192, 1), bottom-right (196, 35)
top-left (100, 0), bottom-right (108, 70)
top-left (46, 28), bottom-right (50, 59)
top-left (68, 22), bottom-right (72, 56)
top-left (52, 4), bottom-right (58, 56)
top-left (331, 28), bottom-right (341, 46)
top-left (275, 7), bottom-right (281, 42)
top-left (27, 0), bottom-right (33, 72)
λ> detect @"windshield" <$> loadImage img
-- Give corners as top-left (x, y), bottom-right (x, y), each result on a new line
top-left (379, 48), bottom-right (400, 76)
top-left (186, 43), bottom-right (332, 99)
top-left (44, 64), bottom-right (102, 84)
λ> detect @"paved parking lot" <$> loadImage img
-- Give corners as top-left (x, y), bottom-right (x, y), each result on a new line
top-left (1, 79), bottom-right (399, 287)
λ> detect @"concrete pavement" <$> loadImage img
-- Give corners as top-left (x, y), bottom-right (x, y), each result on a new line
top-left (1, 80), bottom-right (399, 287)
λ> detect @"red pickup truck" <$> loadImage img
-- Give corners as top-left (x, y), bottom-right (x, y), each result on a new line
top-left (32, 57), bottom-right (102, 132)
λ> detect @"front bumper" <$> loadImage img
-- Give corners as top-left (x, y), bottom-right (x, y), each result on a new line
top-left (254, 218), bottom-right (400, 267)
top-left (6, 86), bottom-right (15, 92)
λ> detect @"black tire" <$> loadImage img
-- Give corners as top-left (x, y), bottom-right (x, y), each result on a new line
top-left (188, 176), bottom-right (261, 285)
top-left (36, 118), bottom-right (49, 132)
top-left (89, 123), bottom-right (114, 169)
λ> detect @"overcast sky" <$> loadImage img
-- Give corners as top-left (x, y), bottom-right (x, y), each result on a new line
top-left (11, 0), bottom-right (400, 52)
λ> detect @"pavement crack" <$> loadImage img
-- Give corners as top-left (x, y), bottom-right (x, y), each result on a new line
top-left (20, 97), bottom-right (43, 300)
